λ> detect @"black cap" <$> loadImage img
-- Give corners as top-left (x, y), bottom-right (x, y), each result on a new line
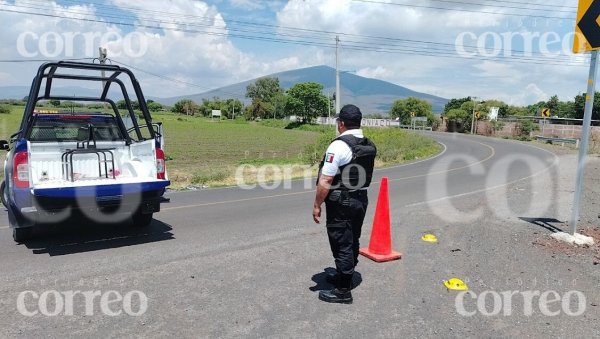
top-left (335, 104), bottom-right (362, 126)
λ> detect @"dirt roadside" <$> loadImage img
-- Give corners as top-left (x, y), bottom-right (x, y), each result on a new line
top-left (526, 141), bottom-right (600, 263)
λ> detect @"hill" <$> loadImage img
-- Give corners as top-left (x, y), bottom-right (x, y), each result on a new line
top-left (0, 66), bottom-right (448, 114)
top-left (160, 65), bottom-right (448, 114)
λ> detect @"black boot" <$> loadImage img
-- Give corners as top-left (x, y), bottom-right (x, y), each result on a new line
top-left (318, 288), bottom-right (353, 304)
top-left (326, 272), bottom-right (357, 288)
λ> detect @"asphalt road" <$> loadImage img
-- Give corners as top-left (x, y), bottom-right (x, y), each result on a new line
top-left (0, 132), bottom-right (598, 338)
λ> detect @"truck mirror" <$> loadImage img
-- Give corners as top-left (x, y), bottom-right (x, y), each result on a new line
top-left (0, 140), bottom-right (8, 150)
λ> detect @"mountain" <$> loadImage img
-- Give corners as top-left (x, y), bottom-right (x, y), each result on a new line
top-left (160, 65), bottom-right (448, 114)
top-left (0, 66), bottom-right (448, 114)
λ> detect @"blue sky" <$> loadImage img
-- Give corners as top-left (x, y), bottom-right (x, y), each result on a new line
top-left (0, 0), bottom-right (592, 107)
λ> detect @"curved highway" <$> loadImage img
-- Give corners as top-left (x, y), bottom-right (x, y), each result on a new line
top-left (3, 132), bottom-right (591, 338)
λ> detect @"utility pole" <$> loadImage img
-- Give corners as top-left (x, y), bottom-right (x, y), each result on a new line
top-left (99, 47), bottom-right (107, 89)
top-left (99, 47), bottom-right (108, 110)
top-left (335, 35), bottom-right (341, 115)
top-left (470, 96), bottom-right (477, 134)
top-left (327, 91), bottom-right (331, 120)
top-left (232, 102), bottom-right (235, 120)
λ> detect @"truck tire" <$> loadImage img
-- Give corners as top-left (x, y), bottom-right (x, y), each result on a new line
top-left (132, 211), bottom-right (153, 227)
top-left (13, 227), bottom-right (33, 243)
top-left (1, 181), bottom-right (7, 208)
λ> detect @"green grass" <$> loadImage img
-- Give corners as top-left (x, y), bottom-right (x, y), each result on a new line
top-left (0, 110), bottom-right (441, 188)
top-left (153, 113), bottom-right (319, 187)
top-left (0, 106), bottom-right (25, 181)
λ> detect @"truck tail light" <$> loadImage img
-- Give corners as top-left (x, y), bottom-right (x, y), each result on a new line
top-left (13, 151), bottom-right (30, 188)
top-left (155, 148), bottom-right (166, 179)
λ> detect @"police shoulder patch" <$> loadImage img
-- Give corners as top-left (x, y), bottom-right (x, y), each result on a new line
top-left (326, 153), bottom-right (335, 163)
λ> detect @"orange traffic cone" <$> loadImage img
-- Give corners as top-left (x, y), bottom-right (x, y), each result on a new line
top-left (359, 176), bottom-right (402, 262)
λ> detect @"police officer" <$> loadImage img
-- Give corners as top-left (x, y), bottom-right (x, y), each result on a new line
top-left (312, 104), bottom-right (377, 304)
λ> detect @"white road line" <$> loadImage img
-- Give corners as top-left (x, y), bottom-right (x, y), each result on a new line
top-left (405, 148), bottom-right (559, 207)
top-left (162, 140), bottom-right (496, 212)
top-left (164, 140), bottom-right (449, 195)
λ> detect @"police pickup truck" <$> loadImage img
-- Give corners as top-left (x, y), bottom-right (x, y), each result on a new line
top-left (0, 61), bottom-right (170, 242)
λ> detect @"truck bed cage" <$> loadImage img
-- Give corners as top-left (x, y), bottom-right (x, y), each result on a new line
top-left (19, 61), bottom-right (156, 144)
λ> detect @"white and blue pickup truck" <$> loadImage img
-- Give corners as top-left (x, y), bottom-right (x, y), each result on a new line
top-left (0, 61), bottom-right (170, 242)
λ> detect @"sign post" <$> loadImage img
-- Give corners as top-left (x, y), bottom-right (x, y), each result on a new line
top-left (570, 0), bottom-right (600, 234)
top-left (541, 108), bottom-right (550, 136)
top-left (570, 51), bottom-right (598, 234)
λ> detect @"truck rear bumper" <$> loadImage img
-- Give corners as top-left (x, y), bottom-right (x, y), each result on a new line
top-left (11, 180), bottom-right (170, 226)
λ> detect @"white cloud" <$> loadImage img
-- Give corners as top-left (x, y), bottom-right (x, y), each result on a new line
top-left (0, 0), bottom-right (586, 106)
top-left (473, 61), bottom-right (523, 83)
top-left (356, 66), bottom-right (392, 80)
top-left (510, 83), bottom-right (548, 106)
top-left (228, 0), bottom-right (264, 10)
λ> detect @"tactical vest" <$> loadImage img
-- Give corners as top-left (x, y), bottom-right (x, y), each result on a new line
top-left (318, 134), bottom-right (377, 191)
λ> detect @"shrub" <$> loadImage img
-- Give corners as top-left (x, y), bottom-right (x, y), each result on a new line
top-left (518, 120), bottom-right (538, 136)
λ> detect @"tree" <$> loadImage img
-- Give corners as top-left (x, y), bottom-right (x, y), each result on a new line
top-left (445, 107), bottom-right (472, 132)
top-left (285, 82), bottom-right (328, 122)
top-left (222, 98), bottom-right (244, 119)
top-left (172, 99), bottom-right (199, 116)
top-left (478, 99), bottom-right (507, 119)
top-left (246, 77), bottom-right (283, 103)
top-left (390, 97), bottom-right (433, 125)
top-left (283, 96), bottom-right (303, 119)
top-left (245, 100), bottom-right (274, 120)
top-left (116, 100), bottom-right (140, 110)
top-left (443, 97), bottom-right (471, 114)
top-left (526, 101), bottom-right (546, 116)
top-left (573, 92), bottom-right (600, 120)
top-left (506, 105), bottom-right (528, 116)
top-left (546, 95), bottom-right (560, 114)
top-left (198, 97), bottom-right (223, 117)
top-left (445, 108), bottom-right (470, 124)
top-left (519, 120), bottom-right (538, 137)
top-left (146, 100), bottom-right (163, 112)
top-left (557, 101), bottom-right (574, 118)
top-left (49, 99), bottom-right (61, 107)
top-left (270, 92), bottom-right (288, 119)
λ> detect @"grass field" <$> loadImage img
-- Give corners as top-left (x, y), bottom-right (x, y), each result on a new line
top-left (0, 105), bottom-right (441, 188)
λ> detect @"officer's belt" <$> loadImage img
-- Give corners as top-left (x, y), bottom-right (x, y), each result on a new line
top-left (332, 188), bottom-right (368, 196)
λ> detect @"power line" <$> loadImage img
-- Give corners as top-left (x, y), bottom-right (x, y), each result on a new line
top-left (0, 6), bottom-right (584, 66)
top-left (109, 60), bottom-right (248, 100)
top-left (451, 0), bottom-right (577, 9)
top-left (351, 0), bottom-right (576, 19)
top-left (2, 1), bottom-right (581, 62)
top-left (0, 57), bottom-right (94, 63)
top-left (425, 0), bottom-right (575, 13)
top-left (0, 3), bottom-right (587, 68)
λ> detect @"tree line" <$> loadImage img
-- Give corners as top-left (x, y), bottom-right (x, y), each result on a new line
top-left (5, 82), bottom-right (599, 129)
top-left (441, 93), bottom-right (600, 133)
top-left (171, 77), bottom-right (331, 122)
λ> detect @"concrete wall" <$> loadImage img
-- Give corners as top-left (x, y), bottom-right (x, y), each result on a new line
top-left (475, 121), bottom-right (600, 153)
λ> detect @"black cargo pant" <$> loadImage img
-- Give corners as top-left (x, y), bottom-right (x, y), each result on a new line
top-left (325, 189), bottom-right (368, 289)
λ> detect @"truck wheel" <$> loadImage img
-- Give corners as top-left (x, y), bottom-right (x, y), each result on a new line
top-left (132, 211), bottom-right (153, 227)
top-left (13, 227), bottom-right (33, 243)
top-left (1, 181), bottom-right (7, 208)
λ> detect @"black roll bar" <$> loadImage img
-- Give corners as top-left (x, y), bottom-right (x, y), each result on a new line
top-left (18, 61), bottom-right (155, 142)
